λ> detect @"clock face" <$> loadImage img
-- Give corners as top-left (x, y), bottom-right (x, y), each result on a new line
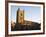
top-left (18, 10), bottom-right (24, 24)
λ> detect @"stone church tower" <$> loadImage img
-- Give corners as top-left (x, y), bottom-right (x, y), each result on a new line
top-left (16, 8), bottom-right (24, 25)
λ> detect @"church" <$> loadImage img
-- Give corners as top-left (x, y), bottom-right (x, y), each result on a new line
top-left (11, 8), bottom-right (40, 31)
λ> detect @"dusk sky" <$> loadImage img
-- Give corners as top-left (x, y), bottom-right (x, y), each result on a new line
top-left (11, 5), bottom-right (41, 23)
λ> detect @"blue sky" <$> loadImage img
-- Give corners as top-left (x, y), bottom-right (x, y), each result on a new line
top-left (11, 5), bottom-right (41, 23)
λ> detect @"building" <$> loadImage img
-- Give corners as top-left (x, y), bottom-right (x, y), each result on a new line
top-left (16, 8), bottom-right (24, 25)
top-left (11, 8), bottom-right (40, 31)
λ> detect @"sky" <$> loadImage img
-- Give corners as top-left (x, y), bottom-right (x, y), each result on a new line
top-left (11, 5), bottom-right (41, 23)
